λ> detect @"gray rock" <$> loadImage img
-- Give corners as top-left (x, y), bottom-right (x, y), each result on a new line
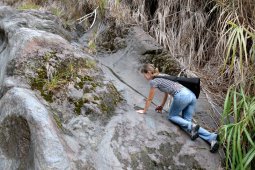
top-left (127, 27), bottom-right (163, 55)
top-left (0, 88), bottom-right (71, 169)
top-left (67, 83), bottom-right (84, 101)
top-left (0, 6), bottom-right (73, 88)
top-left (0, 4), bottom-right (222, 170)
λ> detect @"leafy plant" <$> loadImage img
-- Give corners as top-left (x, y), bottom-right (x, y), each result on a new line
top-left (221, 22), bottom-right (255, 83)
top-left (220, 86), bottom-right (255, 170)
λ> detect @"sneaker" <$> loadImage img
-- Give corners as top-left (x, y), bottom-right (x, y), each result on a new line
top-left (210, 140), bottom-right (219, 153)
top-left (190, 124), bottom-right (200, 140)
top-left (210, 135), bottom-right (220, 153)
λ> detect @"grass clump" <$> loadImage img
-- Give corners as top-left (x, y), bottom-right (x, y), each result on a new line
top-left (73, 99), bottom-right (85, 115)
top-left (50, 7), bottom-right (63, 17)
top-left (30, 51), bottom-right (96, 103)
top-left (18, 3), bottom-right (41, 10)
top-left (220, 86), bottom-right (255, 170)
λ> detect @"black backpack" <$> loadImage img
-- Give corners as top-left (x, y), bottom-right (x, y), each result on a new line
top-left (154, 75), bottom-right (200, 99)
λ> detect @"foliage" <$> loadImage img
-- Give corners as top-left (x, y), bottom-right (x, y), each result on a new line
top-left (220, 86), bottom-right (255, 170)
top-left (18, 3), bottom-right (41, 10)
top-left (31, 51), bottom-right (96, 102)
top-left (221, 22), bottom-right (255, 85)
top-left (88, 31), bottom-right (98, 54)
top-left (50, 7), bottom-right (63, 17)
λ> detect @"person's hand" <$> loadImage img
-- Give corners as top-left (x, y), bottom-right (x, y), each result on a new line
top-left (155, 106), bottom-right (163, 113)
top-left (136, 109), bottom-right (146, 114)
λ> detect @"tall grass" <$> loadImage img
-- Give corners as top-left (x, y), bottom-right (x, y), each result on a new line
top-left (220, 22), bottom-right (255, 86)
top-left (128, 0), bottom-right (211, 67)
top-left (215, 1), bottom-right (255, 169)
top-left (221, 86), bottom-right (255, 169)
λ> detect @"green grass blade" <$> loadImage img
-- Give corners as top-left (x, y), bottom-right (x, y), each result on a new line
top-left (237, 125), bottom-right (243, 169)
top-left (223, 88), bottom-right (233, 123)
top-left (232, 125), bottom-right (237, 168)
top-left (226, 127), bottom-right (234, 168)
top-left (240, 29), bottom-right (248, 65)
top-left (243, 147), bottom-right (255, 169)
top-left (244, 128), bottom-right (255, 147)
top-left (222, 28), bottom-right (237, 73)
top-left (233, 88), bottom-right (238, 123)
top-left (237, 30), bottom-right (244, 80)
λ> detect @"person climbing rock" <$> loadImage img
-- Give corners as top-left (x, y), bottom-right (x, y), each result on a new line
top-left (136, 63), bottom-right (219, 153)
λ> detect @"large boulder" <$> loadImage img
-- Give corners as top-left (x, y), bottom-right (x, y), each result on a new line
top-left (0, 88), bottom-right (70, 170)
top-left (0, 6), bottom-right (121, 169)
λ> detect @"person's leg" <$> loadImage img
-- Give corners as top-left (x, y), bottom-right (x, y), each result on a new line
top-left (182, 95), bottom-right (196, 122)
top-left (198, 127), bottom-right (219, 153)
top-left (181, 93), bottom-right (200, 140)
top-left (181, 89), bottom-right (219, 152)
top-left (182, 94), bottom-right (218, 142)
top-left (197, 127), bottom-right (217, 143)
top-left (168, 90), bottom-right (193, 132)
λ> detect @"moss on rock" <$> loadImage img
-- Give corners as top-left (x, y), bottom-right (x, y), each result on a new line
top-left (53, 112), bottom-right (63, 130)
top-left (13, 49), bottom-right (122, 123)
top-left (30, 51), bottom-right (96, 103)
top-left (99, 83), bottom-right (122, 117)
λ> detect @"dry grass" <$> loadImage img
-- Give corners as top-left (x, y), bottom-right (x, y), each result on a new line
top-left (120, 0), bottom-right (255, 100)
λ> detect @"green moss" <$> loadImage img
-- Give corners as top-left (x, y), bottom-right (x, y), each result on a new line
top-left (77, 75), bottom-right (94, 89)
top-left (31, 66), bottom-right (54, 102)
top-left (85, 59), bottom-right (96, 69)
top-left (74, 99), bottom-right (84, 115)
top-left (94, 95), bottom-right (100, 100)
top-left (53, 113), bottom-right (63, 130)
top-left (30, 51), bottom-right (98, 103)
top-left (91, 82), bottom-right (98, 89)
top-left (100, 103), bottom-right (109, 113)
top-left (107, 83), bottom-right (122, 105)
top-left (43, 51), bottom-right (56, 62)
top-left (98, 83), bottom-right (122, 116)
top-left (77, 82), bottom-right (84, 89)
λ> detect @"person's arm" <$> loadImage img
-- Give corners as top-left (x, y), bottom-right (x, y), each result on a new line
top-left (155, 92), bottom-right (168, 113)
top-left (160, 92), bottom-right (168, 107)
top-left (137, 87), bottom-right (155, 114)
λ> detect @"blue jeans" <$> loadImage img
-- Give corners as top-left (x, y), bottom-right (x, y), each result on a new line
top-left (168, 88), bottom-right (217, 143)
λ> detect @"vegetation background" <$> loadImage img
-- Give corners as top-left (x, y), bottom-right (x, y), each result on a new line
top-left (1, 0), bottom-right (254, 169)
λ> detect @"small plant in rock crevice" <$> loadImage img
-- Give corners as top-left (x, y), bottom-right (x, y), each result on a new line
top-left (24, 50), bottom-right (122, 121)
top-left (30, 51), bottom-right (96, 103)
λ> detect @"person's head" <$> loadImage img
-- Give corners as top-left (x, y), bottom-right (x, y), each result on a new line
top-left (140, 64), bottom-right (159, 80)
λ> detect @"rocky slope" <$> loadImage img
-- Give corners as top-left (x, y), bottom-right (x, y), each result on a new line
top-left (0, 6), bottom-right (222, 169)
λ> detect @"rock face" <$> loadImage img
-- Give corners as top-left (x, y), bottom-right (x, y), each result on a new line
top-left (89, 24), bottom-right (222, 169)
top-left (0, 6), bottom-right (120, 169)
top-left (0, 5), bottom-right (222, 170)
top-left (0, 88), bottom-right (70, 170)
